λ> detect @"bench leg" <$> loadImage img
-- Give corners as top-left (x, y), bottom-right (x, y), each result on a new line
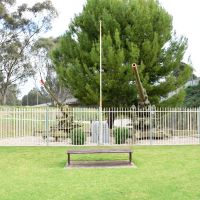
top-left (129, 152), bottom-right (132, 164)
top-left (68, 153), bottom-right (70, 166)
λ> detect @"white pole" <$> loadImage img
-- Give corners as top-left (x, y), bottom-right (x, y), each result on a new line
top-left (99, 20), bottom-right (103, 145)
top-left (100, 20), bottom-right (102, 108)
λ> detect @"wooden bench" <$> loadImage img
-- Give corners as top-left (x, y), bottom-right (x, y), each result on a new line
top-left (67, 149), bottom-right (133, 166)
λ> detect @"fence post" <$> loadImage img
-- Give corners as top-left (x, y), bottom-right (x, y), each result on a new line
top-left (198, 107), bottom-right (200, 144)
top-left (45, 107), bottom-right (49, 146)
top-left (149, 106), bottom-right (153, 145)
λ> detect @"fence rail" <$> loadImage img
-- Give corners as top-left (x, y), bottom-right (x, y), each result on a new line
top-left (0, 106), bottom-right (200, 146)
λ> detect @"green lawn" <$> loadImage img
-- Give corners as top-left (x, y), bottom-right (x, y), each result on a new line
top-left (0, 146), bottom-right (200, 200)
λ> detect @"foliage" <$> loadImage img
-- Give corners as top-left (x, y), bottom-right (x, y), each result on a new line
top-left (113, 127), bottom-right (130, 144)
top-left (0, 0), bottom-right (57, 105)
top-left (183, 82), bottom-right (200, 107)
top-left (70, 129), bottom-right (86, 145)
top-left (31, 37), bottom-right (57, 83)
top-left (21, 88), bottom-right (51, 106)
top-left (0, 76), bottom-right (20, 105)
top-left (160, 89), bottom-right (186, 107)
top-left (52, 0), bottom-right (192, 107)
top-left (32, 37), bottom-right (72, 105)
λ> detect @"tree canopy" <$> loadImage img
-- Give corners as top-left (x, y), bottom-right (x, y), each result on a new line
top-left (0, 0), bottom-right (57, 105)
top-left (31, 37), bottom-right (72, 104)
top-left (183, 82), bottom-right (200, 107)
top-left (21, 88), bottom-right (51, 106)
top-left (52, 0), bottom-right (192, 107)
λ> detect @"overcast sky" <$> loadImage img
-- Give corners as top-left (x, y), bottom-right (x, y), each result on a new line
top-left (16, 0), bottom-right (200, 97)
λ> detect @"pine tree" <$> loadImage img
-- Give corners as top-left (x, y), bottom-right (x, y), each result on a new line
top-left (183, 82), bottom-right (200, 107)
top-left (52, 0), bottom-right (192, 107)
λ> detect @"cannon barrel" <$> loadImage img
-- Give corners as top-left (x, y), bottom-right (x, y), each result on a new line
top-left (41, 80), bottom-right (80, 134)
top-left (42, 80), bottom-right (70, 118)
top-left (132, 63), bottom-right (150, 107)
top-left (42, 81), bottom-right (63, 108)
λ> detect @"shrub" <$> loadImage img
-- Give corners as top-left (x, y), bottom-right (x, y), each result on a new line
top-left (114, 128), bottom-right (130, 144)
top-left (70, 129), bottom-right (86, 145)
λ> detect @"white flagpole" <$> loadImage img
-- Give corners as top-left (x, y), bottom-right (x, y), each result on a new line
top-left (100, 20), bottom-right (102, 108)
top-left (99, 20), bottom-right (103, 145)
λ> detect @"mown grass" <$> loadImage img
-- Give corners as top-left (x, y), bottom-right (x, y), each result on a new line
top-left (0, 146), bottom-right (200, 200)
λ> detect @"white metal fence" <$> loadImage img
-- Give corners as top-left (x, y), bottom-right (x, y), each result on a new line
top-left (0, 106), bottom-right (200, 146)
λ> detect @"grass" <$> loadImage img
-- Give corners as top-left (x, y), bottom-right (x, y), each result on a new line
top-left (0, 146), bottom-right (200, 200)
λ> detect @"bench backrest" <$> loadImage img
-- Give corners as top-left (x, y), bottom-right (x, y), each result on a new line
top-left (67, 149), bottom-right (132, 154)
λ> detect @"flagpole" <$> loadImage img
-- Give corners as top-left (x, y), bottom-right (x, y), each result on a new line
top-left (99, 20), bottom-right (102, 145)
top-left (100, 20), bottom-right (102, 108)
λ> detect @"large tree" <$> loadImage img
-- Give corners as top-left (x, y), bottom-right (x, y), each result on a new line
top-left (0, 0), bottom-right (57, 105)
top-left (31, 37), bottom-right (72, 104)
top-left (52, 0), bottom-right (192, 107)
top-left (183, 81), bottom-right (200, 107)
top-left (0, 71), bottom-right (20, 105)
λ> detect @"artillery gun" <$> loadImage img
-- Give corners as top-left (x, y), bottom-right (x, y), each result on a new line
top-left (131, 63), bottom-right (171, 140)
top-left (131, 63), bottom-right (150, 108)
top-left (41, 80), bottom-right (80, 141)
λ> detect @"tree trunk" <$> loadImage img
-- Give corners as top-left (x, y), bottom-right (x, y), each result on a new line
top-left (0, 88), bottom-right (7, 105)
top-left (2, 93), bottom-right (7, 105)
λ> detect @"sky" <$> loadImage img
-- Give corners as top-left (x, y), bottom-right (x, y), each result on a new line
top-left (16, 0), bottom-right (200, 98)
